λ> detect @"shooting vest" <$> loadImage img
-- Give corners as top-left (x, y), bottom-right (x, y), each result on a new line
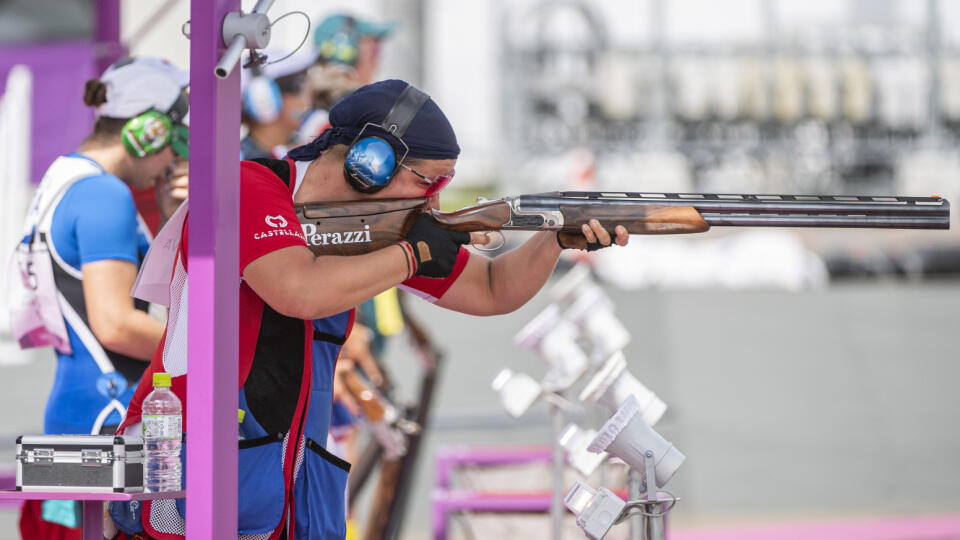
top-left (9, 154), bottom-right (150, 434)
top-left (111, 158), bottom-right (351, 540)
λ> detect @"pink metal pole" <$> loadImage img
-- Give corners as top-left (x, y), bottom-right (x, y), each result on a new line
top-left (81, 500), bottom-right (103, 539)
top-left (93, 0), bottom-right (124, 74)
top-left (187, 0), bottom-right (240, 538)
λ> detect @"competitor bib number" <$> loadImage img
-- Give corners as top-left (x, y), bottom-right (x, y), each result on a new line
top-left (7, 242), bottom-right (72, 354)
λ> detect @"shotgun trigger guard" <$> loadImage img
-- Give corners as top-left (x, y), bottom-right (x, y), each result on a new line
top-left (473, 231), bottom-right (505, 251)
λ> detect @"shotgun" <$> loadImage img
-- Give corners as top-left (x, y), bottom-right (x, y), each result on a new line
top-left (295, 191), bottom-right (951, 254)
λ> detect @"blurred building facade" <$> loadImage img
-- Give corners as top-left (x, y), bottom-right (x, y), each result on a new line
top-left (499, 0), bottom-right (960, 204)
top-left (6, 0), bottom-right (959, 199)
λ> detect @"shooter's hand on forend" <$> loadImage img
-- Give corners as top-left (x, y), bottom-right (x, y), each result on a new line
top-left (557, 219), bottom-right (630, 251)
top-left (399, 214), bottom-right (471, 278)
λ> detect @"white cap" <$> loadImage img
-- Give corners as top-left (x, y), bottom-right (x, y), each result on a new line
top-left (260, 39), bottom-right (317, 81)
top-left (241, 39), bottom-right (318, 91)
top-left (97, 56), bottom-right (188, 119)
top-left (130, 56), bottom-right (189, 87)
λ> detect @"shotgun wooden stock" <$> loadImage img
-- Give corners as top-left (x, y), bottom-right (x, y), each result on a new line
top-left (342, 370), bottom-right (388, 423)
top-left (294, 191), bottom-right (950, 255)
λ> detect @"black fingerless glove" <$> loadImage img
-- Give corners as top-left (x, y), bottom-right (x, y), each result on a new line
top-left (399, 214), bottom-right (471, 278)
top-left (556, 231), bottom-right (609, 252)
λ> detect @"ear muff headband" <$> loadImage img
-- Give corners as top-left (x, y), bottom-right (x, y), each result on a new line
top-left (167, 90), bottom-right (189, 125)
top-left (344, 85), bottom-right (431, 193)
top-left (170, 124), bottom-right (190, 159)
top-left (121, 89), bottom-right (190, 159)
top-left (382, 85), bottom-right (430, 138)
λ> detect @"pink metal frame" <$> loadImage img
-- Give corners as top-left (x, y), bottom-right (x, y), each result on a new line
top-left (93, 0), bottom-right (124, 74)
top-left (430, 446), bottom-right (960, 540)
top-left (431, 445), bottom-right (636, 539)
top-left (0, 490), bottom-right (185, 539)
top-left (432, 446), bottom-right (555, 539)
top-left (671, 515), bottom-right (960, 540)
top-left (186, 0), bottom-right (241, 538)
top-left (0, 2), bottom-right (242, 538)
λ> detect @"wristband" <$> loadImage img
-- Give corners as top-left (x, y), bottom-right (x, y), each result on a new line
top-left (397, 241), bottom-right (417, 280)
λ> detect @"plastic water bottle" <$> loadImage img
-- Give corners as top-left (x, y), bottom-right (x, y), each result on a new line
top-left (142, 372), bottom-right (182, 492)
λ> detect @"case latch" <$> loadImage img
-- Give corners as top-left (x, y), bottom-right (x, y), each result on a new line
top-left (32, 448), bottom-right (54, 465)
top-left (81, 449), bottom-right (113, 466)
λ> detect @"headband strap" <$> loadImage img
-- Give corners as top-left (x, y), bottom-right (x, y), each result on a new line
top-left (381, 85), bottom-right (429, 139)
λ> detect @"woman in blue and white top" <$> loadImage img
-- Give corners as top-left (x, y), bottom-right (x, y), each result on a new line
top-left (12, 55), bottom-right (190, 537)
top-left (14, 56), bottom-right (189, 436)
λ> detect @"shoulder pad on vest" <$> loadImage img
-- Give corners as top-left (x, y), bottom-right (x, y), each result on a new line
top-left (247, 158), bottom-right (292, 187)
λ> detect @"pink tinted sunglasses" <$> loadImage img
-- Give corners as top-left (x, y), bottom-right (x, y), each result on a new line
top-left (399, 163), bottom-right (456, 196)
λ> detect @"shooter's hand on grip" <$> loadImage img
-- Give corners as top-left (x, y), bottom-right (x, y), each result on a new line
top-left (399, 214), bottom-right (471, 278)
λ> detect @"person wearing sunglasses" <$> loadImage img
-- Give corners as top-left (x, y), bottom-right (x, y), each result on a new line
top-left (113, 79), bottom-right (626, 539)
top-left (397, 162), bottom-right (455, 196)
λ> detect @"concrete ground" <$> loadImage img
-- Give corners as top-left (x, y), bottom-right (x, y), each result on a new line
top-left (0, 280), bottom-right (958, 538)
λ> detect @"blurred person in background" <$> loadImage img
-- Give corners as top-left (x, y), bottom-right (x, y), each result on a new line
top-left (311, 13), bottom-right (395, 104)
top-left (9, 56), bottom-right (188, 538)
top-left (240, 45), bottom-right (315, 160)
top-left (297, 12), bottom-right (396, 143)
top-left (113, 78), bottom-right (626, 539)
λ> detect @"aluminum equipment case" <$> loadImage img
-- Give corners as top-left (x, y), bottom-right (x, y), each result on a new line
top-left (16, 434), bottom-right (144, 493)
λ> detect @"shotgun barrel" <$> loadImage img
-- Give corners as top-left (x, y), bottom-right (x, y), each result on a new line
top-left (510, 192), bottom-right (951, 230)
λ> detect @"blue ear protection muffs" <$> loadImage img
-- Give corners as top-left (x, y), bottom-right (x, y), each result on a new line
top-left (343, 84), bottom-right (430, 193)
top-left (242, 64), bottom-right (283, 124)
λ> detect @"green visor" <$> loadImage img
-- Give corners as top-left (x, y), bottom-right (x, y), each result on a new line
top-left (171, 123), bottom-right (189, 159)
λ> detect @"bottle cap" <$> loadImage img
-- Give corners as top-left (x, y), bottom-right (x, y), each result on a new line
top-left (152, 372), bottom-right (172, 388)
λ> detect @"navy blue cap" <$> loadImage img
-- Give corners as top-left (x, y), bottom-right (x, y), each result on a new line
top-left (287, 79), bottom-right (459, 162)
